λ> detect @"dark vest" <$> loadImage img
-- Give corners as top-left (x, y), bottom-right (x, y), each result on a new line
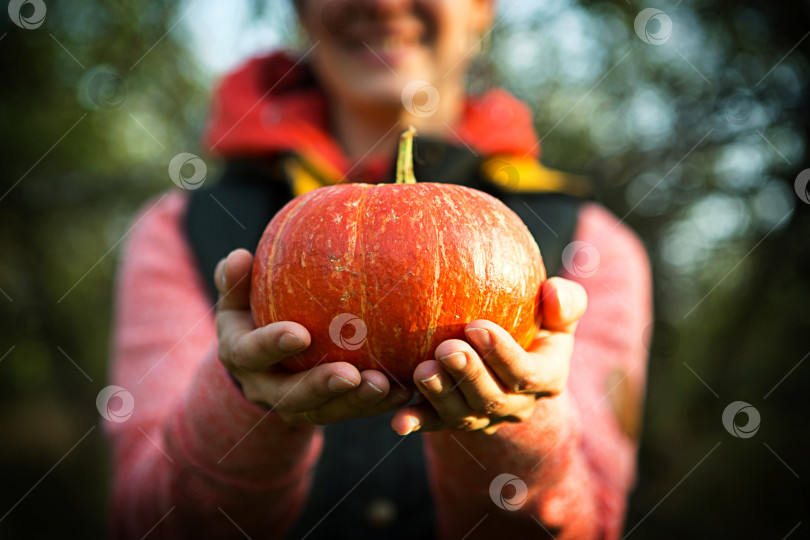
top-left (184, 139), bottom-right (582, 540)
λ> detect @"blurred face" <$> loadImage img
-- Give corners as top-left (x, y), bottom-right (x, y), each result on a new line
top-left (297, 0), bottom-right (493, 109)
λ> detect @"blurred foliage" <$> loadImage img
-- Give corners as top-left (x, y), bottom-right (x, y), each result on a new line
top-left (0, 0), bottom-right (207, 537)
top-left (1, 0), bottom-right (808, 538)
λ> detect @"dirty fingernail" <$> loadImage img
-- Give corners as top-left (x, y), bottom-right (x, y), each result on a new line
top-left (366, 380), bottom-right (384, 394)
top-left (420, 373), bottom-right (442, 393)
top-left (328, 375), bottom-right (357, 392)
top-left (278, 332), bottom-right (305, 352)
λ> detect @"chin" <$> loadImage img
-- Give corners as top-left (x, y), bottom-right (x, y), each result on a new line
top-left (344, 74), bottom-right (410, 108)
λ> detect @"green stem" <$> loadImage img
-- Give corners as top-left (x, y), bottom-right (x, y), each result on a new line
top-left (395, 125), bottom-right (418, 184)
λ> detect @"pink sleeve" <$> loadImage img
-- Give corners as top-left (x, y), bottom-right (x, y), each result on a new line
top-left (423, 202), bottom-right (652, 540)
top-left (106, 191), bottom-right (322, 539)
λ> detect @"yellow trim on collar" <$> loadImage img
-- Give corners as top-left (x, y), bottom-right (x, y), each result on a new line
top-left (481, 155), bottom-right (587, 195)
top-left (283, 157), bottom-right (327, 197)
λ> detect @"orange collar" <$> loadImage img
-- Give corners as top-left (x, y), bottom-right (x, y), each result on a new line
top-left (203, 51), bottom-right (541, 183)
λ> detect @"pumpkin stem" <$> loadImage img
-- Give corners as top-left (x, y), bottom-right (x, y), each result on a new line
top-left (395, 125), bottom-right (418, 185)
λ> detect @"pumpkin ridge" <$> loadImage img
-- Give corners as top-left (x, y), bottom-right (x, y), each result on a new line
top-left (266, 196), bottom-right (304, 325)
top-left (272, 190), bottom-right (323, 326)
top-left (353, 185), bottom-right (373, 365)
top-left (422, 185), bottom-right (443, 361)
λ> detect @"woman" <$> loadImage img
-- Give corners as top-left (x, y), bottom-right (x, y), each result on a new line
top-left (107, 1), bottom-right (652, 538)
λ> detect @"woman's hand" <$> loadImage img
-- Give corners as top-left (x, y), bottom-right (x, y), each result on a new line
top-left (391, 278), bottom-right (587, 435)
top-left (215, 249), bottom-right (413, 425)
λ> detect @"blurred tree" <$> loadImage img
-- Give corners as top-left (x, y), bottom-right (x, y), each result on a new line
top-left (0, 0), bottom-right (207, 536)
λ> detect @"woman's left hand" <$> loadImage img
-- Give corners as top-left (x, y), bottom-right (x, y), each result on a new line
top-left (391, 277), bottom-right (588, 435)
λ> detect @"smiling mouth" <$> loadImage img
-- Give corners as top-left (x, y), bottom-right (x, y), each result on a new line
top-left (337, 18), bottom-right (429, 66)
top-left (344, 34), bottom-right (427, 68)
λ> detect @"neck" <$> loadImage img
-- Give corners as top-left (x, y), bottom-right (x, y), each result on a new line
top-left (329, 82), bottom-right (466, 164)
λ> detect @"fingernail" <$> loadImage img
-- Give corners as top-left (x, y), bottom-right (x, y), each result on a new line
top-left (221, 255), bottom-right (229, 287)
top-left (465, 328), bottom-right (492, 350)
top-left (402, 417), bottom-right (420, 435)
top-left (366, 381), bottom-right (384, 394)
top-left (278, 332), bottom-right (305, 352)
top-left (439, 351), bottom-right (467, 371)
top-left (558, 283), bottom-right (573, 319)
top-left (419, 373), bottom-right (442, 393)
top-left (328, 375), bottom-right (357, 392)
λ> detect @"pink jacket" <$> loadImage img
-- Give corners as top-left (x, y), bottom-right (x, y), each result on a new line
top-left (107, 191), bottom-right (650, 539)
top-left (106, 52), bottom-right (652, 539)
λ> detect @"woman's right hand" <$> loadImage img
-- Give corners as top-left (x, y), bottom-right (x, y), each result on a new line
top-left (214, 249), bottom-right (413, 425)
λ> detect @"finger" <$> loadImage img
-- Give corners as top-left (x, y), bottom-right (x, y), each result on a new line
top-left (220, 320), bottom-right (311, 372)
top-left (482, 424), bottom-right (502, 435)
top-left (304, 383), bottom-right (413, 425)
top-left (434, 339), bottom-right (512, 416)
top-left (541, 277), bottom-right (587, 334)
top-left (264, 361), bottom-right (362, 413)
top-left (391, 403), bottom-right (443, 435)
top-left (345, 370), bottom-right (391, 407)
top-left (413, 361), bottom-right (489, 431)
top-left (215, 249), bottom-right (254, 311)
top-left (465, 320), bottom-right (568, 396)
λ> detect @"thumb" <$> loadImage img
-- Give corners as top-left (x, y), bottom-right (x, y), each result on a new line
top-left (215, 249), bottom-right (254, 311)
top-left (541, 277), bottom-right (587, 334)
